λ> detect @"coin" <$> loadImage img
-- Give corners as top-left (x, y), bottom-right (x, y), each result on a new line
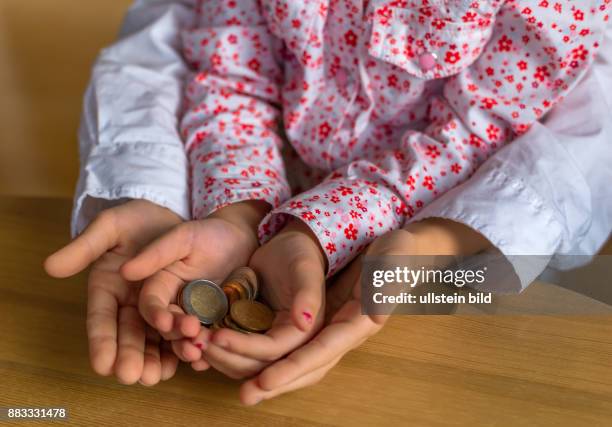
top-left (222, 282), bottom-right (247, 305)
top-left (222, 315), bottom-right (251, 334)
top-left (178, 279), bottom-right (228, 325)
top-left (230, 300), bottom-right (274, 333)
top-left (221, 267), bottom-right (259, 300)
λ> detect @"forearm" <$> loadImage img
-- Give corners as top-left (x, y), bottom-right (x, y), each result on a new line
top-left (73, 0), bottom-right (196, 236)
top-left (181, 0), bottom-right (290, 220)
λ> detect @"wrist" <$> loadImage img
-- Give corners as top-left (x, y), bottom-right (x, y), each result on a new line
top-left (208, 200), bottom-right (271, 237)
top-left (279, 217), bottom-right (328, 272)
top-left (403, 218), bottom-right (492, 256)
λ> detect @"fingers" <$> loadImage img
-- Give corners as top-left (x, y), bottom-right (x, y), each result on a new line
top-left (210, 314), bottom-right (311, 362)
top-left (170, 326), bottom-right (213, 362)
top-left (86, 282), bottom-right (120, 377)
top-left (203, 343), bottom-right (267, 380)
top-left (240, 357), bottom-right (340, 406)
top-left (120, 223), bottom-right (195, 282)
top-left (258, 304), bottom-right (374, 391)
top-left (289, 260), bottom-right (325, 332)
top-left (160, 341), bottom-right (180, 381)
top-left (139, 327), bottom-right (162, 386)
top-left (191, 359), bottom-right (211, 372)
top-left (138, 271), bottom-right (199, 338)
top-left (44, 211), bottom-right (119, 278)
top-left (114, 306), bottom-right (146, 385)
top-left (172, 338), bottom-right (202, 362)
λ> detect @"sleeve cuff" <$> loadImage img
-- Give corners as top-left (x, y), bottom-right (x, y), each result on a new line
top-left (71, 141), bottom-right (190, 236)
top-left (411, 167), bottom-right (563, 293)
top-left (257, 178), bottom-right (403, 277)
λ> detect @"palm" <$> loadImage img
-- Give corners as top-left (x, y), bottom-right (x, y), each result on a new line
top-left (154, 218), bottom-right (256, 284)
top-left (45, 200), bottom-right (183, 385)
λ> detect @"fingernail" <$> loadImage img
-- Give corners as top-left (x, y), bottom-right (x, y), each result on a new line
top-left (302, 311), bottom-right (313, 323)
top-left (253, 397), bottom-right (263, 406)
top-left (194, 342), bottom-right (204, 350)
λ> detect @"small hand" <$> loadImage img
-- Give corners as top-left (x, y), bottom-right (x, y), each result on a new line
top-left (198, 218), bottom-right (327, 379)
top-left (119, 201), bottom-right (270, 366)
top-left (44, 200), bottom-right (183, 385)
top-left (239, 219), bottom-right (492, 404)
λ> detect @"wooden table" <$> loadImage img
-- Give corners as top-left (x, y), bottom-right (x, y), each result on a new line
top-left (1, 196), bottom-right (611, 426)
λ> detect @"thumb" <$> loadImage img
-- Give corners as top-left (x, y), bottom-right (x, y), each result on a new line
top-left (289, 260), bottom-right (325, 332)
top-left (44, 211), bottom-right (119, 278)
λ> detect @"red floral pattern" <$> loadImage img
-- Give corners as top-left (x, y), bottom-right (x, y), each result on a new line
top-left (180, 0), bottom-right (609, 275)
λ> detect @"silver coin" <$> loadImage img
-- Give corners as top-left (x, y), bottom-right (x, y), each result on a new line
top-left (178, 279), bottom-right (228, 325)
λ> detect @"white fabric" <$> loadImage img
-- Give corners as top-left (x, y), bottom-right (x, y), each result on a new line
top-left (72, 0), bottom-right (612, 291)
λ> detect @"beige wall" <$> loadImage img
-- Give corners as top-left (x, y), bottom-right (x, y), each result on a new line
top-left (0, 0), bottom-right (132, 197)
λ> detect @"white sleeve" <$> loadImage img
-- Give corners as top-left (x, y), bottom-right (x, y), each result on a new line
top-left (412, 24), bottom-right (612, 292)
top-left (72, 0), bottom-right (197, 236)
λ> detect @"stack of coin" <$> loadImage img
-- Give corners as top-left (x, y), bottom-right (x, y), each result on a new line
top-left (220, 266), bottom-right (258, 304)
top-left (178, 267), bottom-right (274, 334)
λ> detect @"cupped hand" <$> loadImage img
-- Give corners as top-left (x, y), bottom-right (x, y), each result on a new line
top-left (44, 199), bottom-right (183, 385)
top-left (197, 217), bottom-right (327, 379)
top-left (119, 201), bottom-right (271, 368)
top-left (239, 219), bottom-right (492, 404)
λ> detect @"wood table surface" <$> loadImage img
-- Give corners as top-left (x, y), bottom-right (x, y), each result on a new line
top-left (1, 196), bottom-right (611, 426)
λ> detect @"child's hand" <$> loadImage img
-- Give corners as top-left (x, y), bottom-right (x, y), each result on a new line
top-left (44, 199), bottom-right (183, 385)
top-left (239, 219), bottom-right (492, 404)
top-left (119, 201), bottom-right (270, 361)
top-left (194, 218), bottom-right (327, 379)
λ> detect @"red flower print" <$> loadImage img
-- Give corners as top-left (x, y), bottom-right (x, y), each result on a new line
top-left (388, 74), bottom-right (399, 88)
top-left (344, 30), bottom-right (358, 47)
top-left (574, 9), bottom-right (584, 21)
top-left (486, 124), bottom-right (500, 142)
top-left (337, 185), bottom-right (353, 196)
top-left (451, 163), bottom-right (462, 174)
top-left (432, 19), bottom-right (446, 30)
top-left (248, 58), bottom-right (261, 73)
top-left (534, 65), bottom-right (550, 82)
top-left (481, 98), bottom-right (498, 109)
top-left (204, 176), bottom-right (216, 188)
top-left (319, 122), bottom-right (332, 138)
top-left (498, 35), bottom-right (513, 52)
top-left (462, 12), bottom-right (477, 22)
top-left (422, 176), bottom-right (435, 190)
top-left (469, 134), bottom-right (484, 148)
top-left (572, 45), bottom-right (589, 61)
top-left (344, 224), bottom-right (358, 240)
top-left (406, 175), bottom-right (416, 190)
top-left (517, 60), bottom-right (528, 71)
top-left (325, 242), bottom-right (337, 254)
top-left (211, 53), bottom-right (222, 66)
top-left (275, 4), bottom-right (288, 20)
top-left (425, 145), bottom-right (441, 159)
top-left (301, 211), bottom-right (316, 221)
top-left (376, 6), bottom-right (392, 26)
top-left (445, 51), bottom-right (461, 64)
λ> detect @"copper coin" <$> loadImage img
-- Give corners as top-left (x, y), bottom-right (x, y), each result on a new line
top-left (230, 300), bottom-right (274, 333)
top-left (222, 267), bottom-right (258, 300)
top-left (179, 279), bottom-right (228, 325)
top-left (222, 282), bottom-right (248, 304)
top-left (223, 315), bottom-right (251, 334)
